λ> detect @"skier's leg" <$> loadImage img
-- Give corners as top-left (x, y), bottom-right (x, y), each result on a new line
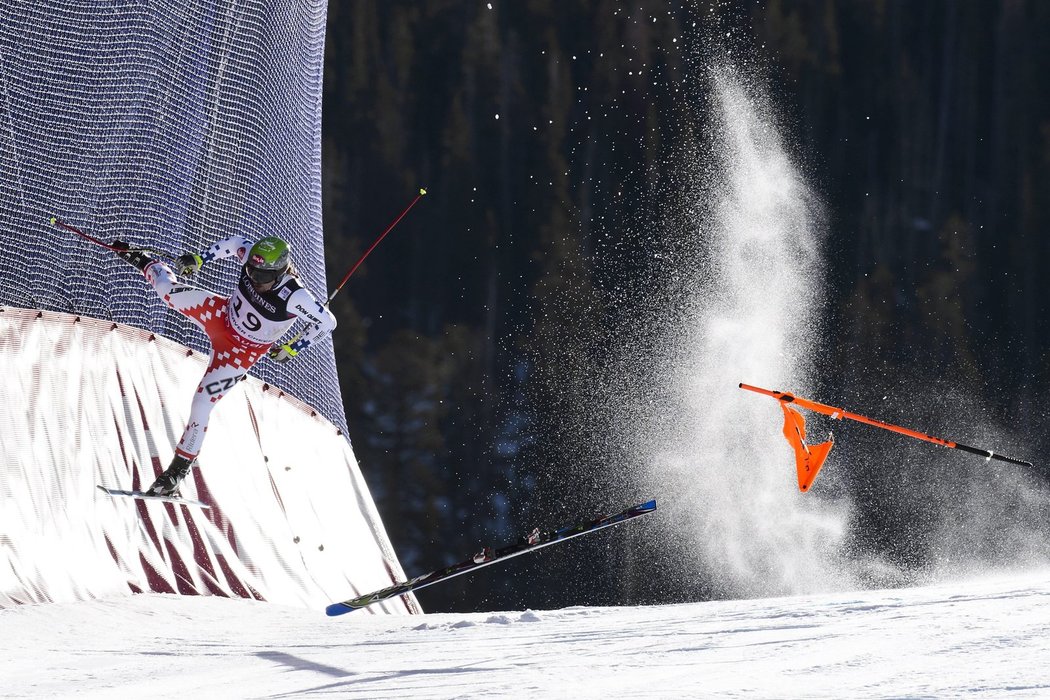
top-left (170, 329), bottom-right (270, 463)
top-left (148, 353), bottom-right (255, 496)
top-left (173, 362), bottom-right (247, 461)
top-left (139, 263), bottom-right (232, 494)
top-left (143, 261), bottom-right (223, 330)
top-left (141, 263), bottom-right (268, 495)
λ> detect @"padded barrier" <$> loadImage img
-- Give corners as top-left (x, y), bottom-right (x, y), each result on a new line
top-left (0, 306), bottom-right (420, 614)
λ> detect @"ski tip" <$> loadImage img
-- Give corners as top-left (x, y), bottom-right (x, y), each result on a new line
top-left (630, 498), bottom-right (656, 512)
top-left (325, 602), bottom-right (355, 616)
top-left (49, 215), bottom-right (57, 225)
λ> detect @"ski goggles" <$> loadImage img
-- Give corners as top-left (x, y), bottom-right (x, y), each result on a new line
top-left (245, 263), bottom-right (284, 286)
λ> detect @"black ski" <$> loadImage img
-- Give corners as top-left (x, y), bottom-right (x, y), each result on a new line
top-left (326, 498), bottom-right (656, 615)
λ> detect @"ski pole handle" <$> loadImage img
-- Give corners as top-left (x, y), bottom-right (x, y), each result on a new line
top-left (952, 442), bottom-right (1034, 467)
top-left (268, 335), bottom-right (301, 360)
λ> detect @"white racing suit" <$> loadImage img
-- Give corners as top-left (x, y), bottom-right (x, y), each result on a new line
top-left (142, 235), bottom-right (336, 462)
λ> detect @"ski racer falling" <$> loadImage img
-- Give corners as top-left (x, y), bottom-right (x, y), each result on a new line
top-left (112, 235), bottom-right (337, 497)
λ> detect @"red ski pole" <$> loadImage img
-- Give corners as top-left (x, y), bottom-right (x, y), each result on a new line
top-left (50, 216), bottom-right (177, 260)
top-left (268, 188), bottom-right (427, 359)
top-left (326, 187), bottom-right (427, 304)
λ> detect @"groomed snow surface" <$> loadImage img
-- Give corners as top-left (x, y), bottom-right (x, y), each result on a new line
top-left (5, 570), bottom-right (1049, 698)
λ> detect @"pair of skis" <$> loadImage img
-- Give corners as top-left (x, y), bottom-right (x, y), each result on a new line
top-left (97, 482), bottom-right (654, 614)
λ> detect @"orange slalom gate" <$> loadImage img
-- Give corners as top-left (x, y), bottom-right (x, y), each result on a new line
top-left (739, 382), bottom-right (1034, 491)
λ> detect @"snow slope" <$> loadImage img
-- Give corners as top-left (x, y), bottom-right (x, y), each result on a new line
top-left (4, 570), bottom-right (1049, 698)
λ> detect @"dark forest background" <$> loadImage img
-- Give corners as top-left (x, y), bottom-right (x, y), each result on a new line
top-left (318, 1), bottom-right (1050, 612)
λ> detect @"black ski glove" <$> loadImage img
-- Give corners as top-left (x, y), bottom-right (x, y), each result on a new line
top-left (175, 253), bottom-right (203, 276)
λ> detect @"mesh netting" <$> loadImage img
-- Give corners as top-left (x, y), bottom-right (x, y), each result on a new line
top-left (0, 0), bottom-right (346, 433)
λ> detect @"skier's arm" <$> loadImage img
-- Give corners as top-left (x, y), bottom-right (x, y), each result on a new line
top-left (271, 288), bottom-right (337, 362)
top-left (199, 235), bottom-right (253, 265)
top-left (174, 235), bottom-right (253, 277)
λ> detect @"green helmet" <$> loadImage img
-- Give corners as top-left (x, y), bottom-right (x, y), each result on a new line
top-left (246, 236), bottom-right (291, 286)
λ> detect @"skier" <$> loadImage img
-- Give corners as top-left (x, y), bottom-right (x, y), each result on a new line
top-left (112, 235), bottom-right (337, 497)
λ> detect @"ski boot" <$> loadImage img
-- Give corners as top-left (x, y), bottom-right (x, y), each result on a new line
top-left (111, 240), bottom-right (156, 272)
top-left (145, 455), bottom-right (194, 497)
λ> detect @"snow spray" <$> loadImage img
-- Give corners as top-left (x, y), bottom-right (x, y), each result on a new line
top-left (626, 66), bottom-right (860, 600)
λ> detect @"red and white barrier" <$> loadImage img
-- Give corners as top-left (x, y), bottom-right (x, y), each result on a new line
top-left (0, 306), bottom-right (419, 614)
